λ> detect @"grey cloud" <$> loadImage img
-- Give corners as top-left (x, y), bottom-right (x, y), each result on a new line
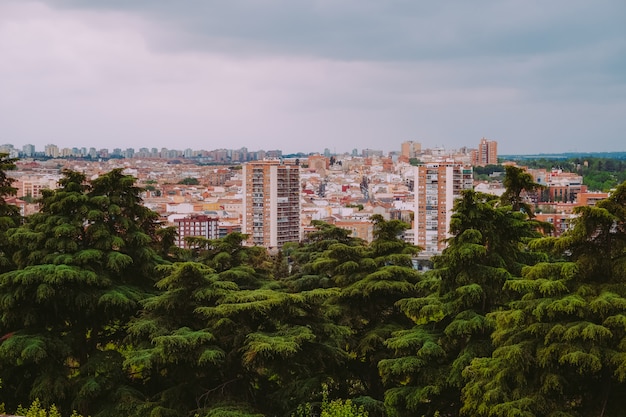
top-left (1, 0), bottom-right (624, 154)
top-left (43, 0), bottom-right (625, 61)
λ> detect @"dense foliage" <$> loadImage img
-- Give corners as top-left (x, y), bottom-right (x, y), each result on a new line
top-left (1, 162), bottom-right (626, 417)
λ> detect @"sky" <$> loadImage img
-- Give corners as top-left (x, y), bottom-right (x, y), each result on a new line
top-left (0, 0), bottom-right (625, 155)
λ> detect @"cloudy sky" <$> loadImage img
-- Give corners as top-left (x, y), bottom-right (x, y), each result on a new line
top-left (1, 0), bottom-right (624, 155)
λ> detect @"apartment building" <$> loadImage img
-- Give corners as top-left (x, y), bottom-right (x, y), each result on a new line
top-left (400, 141), bottom-right (422, 159)
top-left (16, 175), bottom-right (60, 199)
top-left (472, 138), bottom-right (498, 166)
top-left (173, 214), bottom-right (219, 248)
top-left (242, 160), bottom-right (301, 249)
top-left (414, 163), bottom-right (473, 254)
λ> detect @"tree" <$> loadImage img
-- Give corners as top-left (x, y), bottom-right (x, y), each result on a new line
top-left (462, 181), bottom-right (626, 416)
top-left (178, 177), bottom-right (200, 185)
top-left (0, 153), bottom-right (20, 273)
top-left (380, 191), bottom-right (544, 417)
top-left (290, 218), bottom-right (420, 414)
top-left (127, 233), bottom-right (350, 417)
top-left (501, 165), bottom-right (543, 217)
top-left (0, 169), bottom-right (162, 416)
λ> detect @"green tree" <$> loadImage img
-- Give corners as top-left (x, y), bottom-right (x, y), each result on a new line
top-left (501, 165), bottom-right (544, 217)
top-left (127, 233), bottom-right (350, 417)
top-left (380, 191), bottom-right (544, 417)
top-left (291, 218), bottom-right (420, 414)
top-left (462, 181), bottom-right (626, 416)
top-left (0, 169), bottom-right (162, 416)
top-left (0, 153), bottom-right (20, 273)
top-left (178, 177), bottom-right (200, 185)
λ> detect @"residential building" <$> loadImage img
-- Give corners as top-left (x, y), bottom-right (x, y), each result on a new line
top-left (400, 141), bottom-right (422, 159)
top-left (242, 160), bottom-right (301, 248)
top-left (16, 175), bottom-right (60, 199)
top-left (472, 138), bottom-right (498, 166)
top-left (173, 214), bottom-right (219, 248)
top-left (413, 163), bottom-right (473, 254)
top-left (44, 144), bottom-right (59, 158)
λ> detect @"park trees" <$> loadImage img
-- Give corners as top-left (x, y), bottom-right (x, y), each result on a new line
top-left (126, 232), bottom-right (351, 417)
top-left (379, 189), bottom-right (544, 417)
top-left (287, 217), bottom-right (420, 415)
top-left (462, 181), bottom-right (626, 416)
top-left (0, 169), bottom-right (162, 416)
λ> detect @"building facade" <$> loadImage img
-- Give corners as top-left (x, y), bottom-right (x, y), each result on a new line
top-left (242, 160), bottom-right (301, 248)
top-left (472, 138), bottom-right (498, 166)
top-left (173, 214), bottom-right (219, 248)
top-left (401, 141), bottom-right (422, 159)
top-left (413, 163), bottom-right (473, 254)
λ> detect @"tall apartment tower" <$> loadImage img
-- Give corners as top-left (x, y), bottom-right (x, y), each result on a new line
top-left (242, 160), bottom-right (301, 249)
top-left (413, 163), bottom-right (473, 254)
top-left (472, 138), bottom-right (498, 166)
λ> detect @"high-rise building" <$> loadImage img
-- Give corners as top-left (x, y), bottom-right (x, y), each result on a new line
top-left (242, 160), bottom-right (301, 249)
top-left (44, 144), bottom-right (59, 158)
top-left (22, 144), bottom-right (35, 157)
top-left (413, 163), bottom-right (473, 254)
top-left (472, 138), bottom-right (498, 166)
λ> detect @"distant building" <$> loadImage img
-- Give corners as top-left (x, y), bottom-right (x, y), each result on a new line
top-left (472, 138), bottom-right (498, 166)
top-left (242, 160), bottom-right (301, 248)
top-left (401, 141), bottom-right (422, 159)
top-left (413, 163), bottom-right (473, 254)
top-left (44, 144), bottom-right (59, 158)
top-left (22, 144), bottom-right (35, 157)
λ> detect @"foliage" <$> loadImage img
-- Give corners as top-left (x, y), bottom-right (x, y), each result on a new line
top-left (292, 385), bottom-right (369, 417)
top-left (380, 189), bottom-right (543, 417)
top-left (462, 181), bottom-right (626, 416)
top-left (178, 177), bottom-right (200, 185)
top-left (0, 169), bottom-right (162, 416)
top-left (2, 164), bottom-right (626, 417)
top-left (0, 153), bottom-right (20, 273)
top-left (510, 156), bottom-right (626, 191)
top-left (16, 398), bottom-right (84, 417)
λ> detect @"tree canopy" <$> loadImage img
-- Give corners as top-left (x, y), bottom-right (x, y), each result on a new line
top-left (0, 164), bottom-right (625, 417)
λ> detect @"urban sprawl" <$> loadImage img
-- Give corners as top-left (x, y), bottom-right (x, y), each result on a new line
top-left (1, 138), bottom-right (604, 255)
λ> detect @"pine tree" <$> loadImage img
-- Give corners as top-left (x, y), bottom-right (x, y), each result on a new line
top-left (380, 190), bottom-right (543, 417)
top-left (289, 218), bottom-right (420, 414)
top-left (501, 165), bottom-right (544, 217)
top-left (127, 232), bottom-right (350, 417)
top-left (0, 169), bottom-right (161, 416)
top-left (0, 153), bottom-right (20, 273)
top-left (462, 181), bottom-right (626, 417)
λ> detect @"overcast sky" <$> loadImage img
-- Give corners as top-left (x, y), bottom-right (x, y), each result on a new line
top-left (1, 0), bottom-right (624, 155)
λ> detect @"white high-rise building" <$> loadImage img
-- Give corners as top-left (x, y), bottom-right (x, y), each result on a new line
top-left (242, 160), bottom-right (301, 249)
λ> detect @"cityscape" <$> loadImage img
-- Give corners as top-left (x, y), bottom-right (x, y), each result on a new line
top-left (1, 1), bottom-right (624, 415)
top-left (1, 137), bottom-right (610, 255)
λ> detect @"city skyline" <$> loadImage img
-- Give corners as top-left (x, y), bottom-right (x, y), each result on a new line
top-left (1, 1), bottom-right (625, 155)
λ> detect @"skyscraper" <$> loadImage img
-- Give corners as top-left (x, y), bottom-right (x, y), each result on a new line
top-left (413, 163), bottom-right (473, 254)
top-left (242, 160), bottom-right (301, 248)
